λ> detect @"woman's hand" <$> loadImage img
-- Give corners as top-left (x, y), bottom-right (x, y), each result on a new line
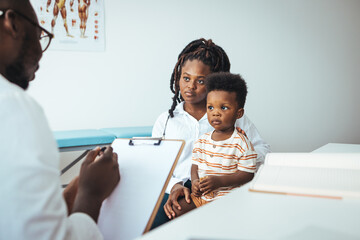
top-left (163, 183), bottom-right (191, 219)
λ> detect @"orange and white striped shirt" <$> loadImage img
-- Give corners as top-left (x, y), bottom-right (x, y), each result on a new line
top-left (192, 128), bottom-right (257, 201)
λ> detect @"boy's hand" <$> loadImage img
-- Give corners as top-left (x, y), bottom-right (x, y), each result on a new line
top-left (191, 179), bottom-right (202, 197)
top-left (199, 175), bottom-right (221, 195)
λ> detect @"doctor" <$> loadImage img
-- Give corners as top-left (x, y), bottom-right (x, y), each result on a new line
top-left (0, 0), bottom-right (120, 239)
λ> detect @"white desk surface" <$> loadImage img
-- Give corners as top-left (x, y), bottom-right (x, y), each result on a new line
top-left (139, 143), bottom-right (360, 240)
top-left (313, 143), bottom-right (360, 153)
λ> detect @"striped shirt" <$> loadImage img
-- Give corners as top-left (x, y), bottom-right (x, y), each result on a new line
top-left (192, 127), bottom-right (257, 201)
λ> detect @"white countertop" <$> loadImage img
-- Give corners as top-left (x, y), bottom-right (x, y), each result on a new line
top-left (139, 143), bottom-right (360, 240)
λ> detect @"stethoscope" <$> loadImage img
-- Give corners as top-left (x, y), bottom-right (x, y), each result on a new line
top-left (162, 115), bottom-right (170, 139)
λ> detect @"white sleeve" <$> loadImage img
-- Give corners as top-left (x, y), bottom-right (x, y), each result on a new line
top-left (152, 112), bottom-right (168, 138)
top-left (166, 177), bottom-right (185, 194)
top-left (236, 114), bottom-right (271, 167)
top-left (0, 92), bottom-right (102, 240)
top-left (67, 213), bottom-right (103, 239)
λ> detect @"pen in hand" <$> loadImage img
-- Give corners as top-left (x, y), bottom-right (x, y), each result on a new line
top-left (96, 147), bottom-right (107, 160)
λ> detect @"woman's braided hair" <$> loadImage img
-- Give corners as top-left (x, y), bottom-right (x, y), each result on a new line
top-left (168, 38), bottom-right (231, 117)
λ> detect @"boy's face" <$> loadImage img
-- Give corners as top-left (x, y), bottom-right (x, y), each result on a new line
top-left (207, 90), bottom-right (244, 132)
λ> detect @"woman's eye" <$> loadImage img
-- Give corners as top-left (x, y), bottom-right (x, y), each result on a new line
top-left (198, 80), bottom-right (204, 84)
top-left (221, 106), bottom-right (228, 110)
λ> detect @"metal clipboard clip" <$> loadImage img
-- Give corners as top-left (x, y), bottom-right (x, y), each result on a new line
top-left (128, 137), bottom-right (162, 146)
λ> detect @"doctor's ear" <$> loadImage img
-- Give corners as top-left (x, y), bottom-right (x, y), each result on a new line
top-left (236, 108), bottom-right (244, 119)
top-left (2, 10), bottom-right (21, 38)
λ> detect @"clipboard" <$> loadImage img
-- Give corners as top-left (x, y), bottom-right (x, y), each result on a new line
top-left (97, 138), bottom-right (185, 240)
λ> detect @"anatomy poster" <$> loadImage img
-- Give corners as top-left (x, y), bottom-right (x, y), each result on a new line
top-left (32, 0), bottom-right (105, 51)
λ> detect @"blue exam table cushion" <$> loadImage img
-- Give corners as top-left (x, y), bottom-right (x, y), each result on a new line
top-left (54, 129), bottom-right (116, 148)
top-left (101, 126), bottom-right (153, 138)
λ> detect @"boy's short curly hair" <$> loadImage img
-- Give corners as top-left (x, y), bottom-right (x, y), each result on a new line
top-left (205, 72), bottom-right (248, 108)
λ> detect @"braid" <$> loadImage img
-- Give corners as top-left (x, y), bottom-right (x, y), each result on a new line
top-left (168, 38), bottom-right (230, 117)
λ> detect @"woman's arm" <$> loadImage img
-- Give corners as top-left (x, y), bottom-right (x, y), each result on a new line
top-left (236, 114), bottom-right (271, 166)
top-left (163, 183), bottom-right (191, 219)
top-left (163, 148), bottom-right (201, 219)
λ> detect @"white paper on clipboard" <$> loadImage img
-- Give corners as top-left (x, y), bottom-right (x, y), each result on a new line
top-left (97, 138), bottom-right (184, 240)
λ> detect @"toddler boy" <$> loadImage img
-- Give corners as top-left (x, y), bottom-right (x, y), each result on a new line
top-left (174, 72), bottom-right (257, 217)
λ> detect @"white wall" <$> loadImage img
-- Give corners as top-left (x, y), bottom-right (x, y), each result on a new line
top-left (28, 0), bottom-right (360, 152)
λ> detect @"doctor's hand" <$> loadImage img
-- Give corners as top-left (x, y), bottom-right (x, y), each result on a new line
top-left (164, 183), bottom-right (191, 219)
top-left (72, 146), bottom-right (120, 222)
top-left (63, 176), bottom-right (79, 215)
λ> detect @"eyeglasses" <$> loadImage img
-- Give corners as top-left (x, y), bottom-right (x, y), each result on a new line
top-left (0, 9), bottom-right (54, 52)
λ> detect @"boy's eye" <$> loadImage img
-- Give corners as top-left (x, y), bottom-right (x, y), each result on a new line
top-left (183, 76), bottom-right (190, 82)
top-left (221, 106), bottom-right (228, 110)
top-left (208, 106), bottom-right (214, 110)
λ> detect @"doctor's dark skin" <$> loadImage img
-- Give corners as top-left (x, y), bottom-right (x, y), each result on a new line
top-left (0, 0), bottom-right (120, 223)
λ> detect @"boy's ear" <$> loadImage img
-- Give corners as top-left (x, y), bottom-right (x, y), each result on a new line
top-left (236, 108), bottom-right (244, 119)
